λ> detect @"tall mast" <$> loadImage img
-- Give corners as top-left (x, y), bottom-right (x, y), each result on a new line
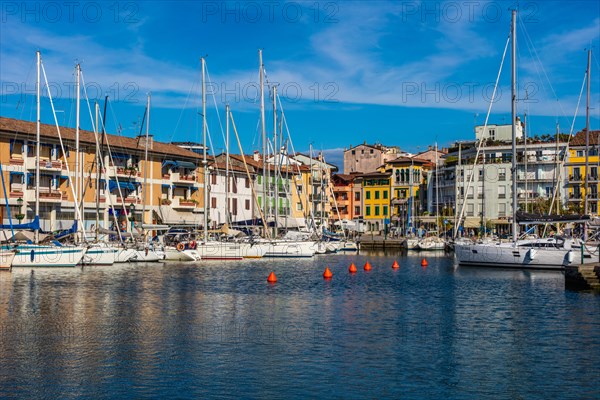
top-left (34, 51), bottom-right (41, 244)
top-left (273, 85), bottom-right (278, 238)
top-left (434, 143), bottom-right (440, 235)
top-left (585, 48), bottom-right (591, 217)
top-left (202, 57), bottom-right (208, 240)
top-left (511, 9), bottom-right (518, 243)
top-left (225, 104), bottom-right (230, 225)
top-left (259, 49), bottom-right (268, 231)
top-left (95, 102), bottom-right (100, 241)
top-left (75, 63), bottom-right (82, 241)
top-left (142, 93), bottom-right (150, 235)
top-left (524, 111), bottom-right (528, 212)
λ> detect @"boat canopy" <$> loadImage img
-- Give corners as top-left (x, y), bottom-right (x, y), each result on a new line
top-left (0, 216), bottom-right (40, 231)
top-left (515, 211), bottom-right (590, 225)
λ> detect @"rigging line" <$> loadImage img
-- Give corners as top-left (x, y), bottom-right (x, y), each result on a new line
top-left (40, 60), bottom-right (86, 237)
top-left (544, 71), bottom-right (587, 235)
top-left (518, 16), bottom-right (570, 120)
top-left (205, 66), bottom-right (228, 152)
top-left (172, 61), bottom-right (200, 144)
top-left (454, 33), bottom-right (511, 238)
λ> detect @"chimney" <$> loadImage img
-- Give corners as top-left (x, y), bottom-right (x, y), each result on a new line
top-left (253, 150), bottom-right (260, 161)
top-left (139, 134), bottom-right (153, 150)
top-left (428, 145), bottom-right (432, 151)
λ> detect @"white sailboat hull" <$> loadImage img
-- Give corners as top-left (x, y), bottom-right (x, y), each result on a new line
top-left (454, 240), bottom-right (583, 269)
top-left (261, 240), bottom-right (316, 258)
top-left (115, 248), bottom-right (137, 263)
top-left (82, 245), bottom-right (118, 265)
top-left (164, 247), bottom-right (197, 261)
top-left (416, 238), bottom-right (447, 251)
top-left (195, 241), bottom-right (253, 260)
top-left (131, 249), bottom-right (161, 262)
top-left (11, 245), bottom-right (86, 268)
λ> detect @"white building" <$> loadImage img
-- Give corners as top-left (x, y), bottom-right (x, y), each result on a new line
top-left (475, 120), bottom-right (524, 142)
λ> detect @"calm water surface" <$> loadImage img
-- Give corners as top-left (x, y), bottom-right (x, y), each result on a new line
top-left (0, 252), bottom-right (599, 399)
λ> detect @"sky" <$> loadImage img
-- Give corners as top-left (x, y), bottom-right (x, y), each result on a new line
top-left (1, 0), bottom-right (599, 169)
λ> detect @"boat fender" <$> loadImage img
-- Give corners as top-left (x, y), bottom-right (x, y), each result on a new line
top-left (528, 248), bottom-right (537, 260)
top-left (176, 243), bottom-right (185, 251)
top-left (567, 251), bottom-right (574, 263)
top-left (145, 247), bottom-right (149, 256)
top-left (30, 249), bottom-right (35, 262)
top-left (190, 240), bottom-right (197, 250)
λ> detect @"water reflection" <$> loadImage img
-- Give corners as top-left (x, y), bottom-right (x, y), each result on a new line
top-left (0, 255), bottom-right (598, 399)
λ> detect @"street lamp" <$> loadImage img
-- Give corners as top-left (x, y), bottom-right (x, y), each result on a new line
top-left (16, 197), bottom-right (24, 221)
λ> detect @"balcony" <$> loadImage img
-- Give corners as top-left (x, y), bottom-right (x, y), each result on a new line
top-left (30, 188), bottom-right (67, 203)
top-left (99, 194), bottom-right (142, 206)
top-left (170, 172), bottom-right (197, 185)
top-left (9, 157), bottom-right (24, 166)
top-left (172, 198), bottom-right (198, 210)
top-left (310, 194), bottom-right (323, 202)
top-left (107, 166), bottom-right (141, 178)
top-left (26, 159), bottom-right (63, 172)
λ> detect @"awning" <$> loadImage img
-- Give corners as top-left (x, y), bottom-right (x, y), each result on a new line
top-left (108, 180), bottom-right (140, 192)
top-left (111, 153), bottom-right (130, 160)
top-left (9, 171), bottom-right (24, 176)
top-left (490, 218), bottom-right (510, 225)
top-left (463, 217), bottom-right (480, 228)
top-left (161, 184), bottom-right (172, 188)
top-left (162, 160), bottom-right (196, 169)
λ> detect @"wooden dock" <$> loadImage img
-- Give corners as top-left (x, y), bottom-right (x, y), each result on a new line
top-left (357, 236), bottom-right (405, 250)
top-left (565, 264), bottom-right (600, 292)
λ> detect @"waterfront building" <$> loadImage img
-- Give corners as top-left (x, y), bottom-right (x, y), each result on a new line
top-left (343, 142), bottom-right (408, 174)
top-left (357, 171), bottom-right (392, 233)
top-left (0, 116), bottom-right (204, 232)
top-left (331, 174), bottom-right (358, 222)
top-left (565, 129), bottom-right (600, 214)
top-left (475, 120), bottom-right (524, 142)
top-left (385, 156), bottom-right (432, 233)
top-left (432, 136), bottom-right (567, 234)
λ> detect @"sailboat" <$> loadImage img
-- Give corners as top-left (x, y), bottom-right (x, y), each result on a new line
top-left (8, 52), bottom-right (86, 268)
top-left (416, 143), bottom-right (446, 251)
top-left (454, 10), bottom-right (588, 269)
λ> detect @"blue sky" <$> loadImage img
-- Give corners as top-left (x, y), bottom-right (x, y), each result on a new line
top-left (1, 1), bottom-right (599, 168)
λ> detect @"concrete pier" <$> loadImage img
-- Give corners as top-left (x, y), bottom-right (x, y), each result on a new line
top-left (565, 264), bottom-right (600, 292)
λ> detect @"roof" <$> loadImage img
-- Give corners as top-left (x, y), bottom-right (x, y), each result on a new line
top-left (570, 129), bottom-right (600, 146)
top-left (356, 171), bottom-right (392, 178)
top-left (332, 173), bottom-right (356, 182)
top-left (386, 156), bottom-right (432, 166)
top-left (0, 116), bottom-right (202, 160)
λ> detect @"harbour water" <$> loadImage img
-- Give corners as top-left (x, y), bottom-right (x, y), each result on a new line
top-left (1, 253), bottom-right (599, 399)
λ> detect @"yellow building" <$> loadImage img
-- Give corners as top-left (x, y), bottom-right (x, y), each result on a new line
top-left (357, 171), bottom-right (391, 232)
top-left (0, 116), bottom-right (205, 232)
top-left (566, 129), bottom-right (600, 214)
top-left (385, 156), bottom-right (432, 232)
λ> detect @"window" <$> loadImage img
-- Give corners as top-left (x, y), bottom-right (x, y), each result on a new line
top-left (354, 192), bottom-right (360, 201)
top-left (296, 202), bottom-right (302, 211)
top-left (245, 177), bottom-right (250, 188)
top-left (297, 185), bottom-right (303, 194)
top-left (383, 190), bottom-right (388, 199)
top-left (366, 191), bottom-right (371, 200)
top-left (499, 168), bottom-right (506, 181)
top-left (576, 150), bottom-right (584, 157)
top-left (258, 175), bottom-right (262, 184)
top-left (211, 197), bottom-right (217, 208)
top-left (467, 204), bottom-right (474, 216)
top-left (231, 177), bottom-right (237, 193)
top-left (574, 167), bottom-right (581, 180)
top-left (366, 206), bottom-right (371, 216)
top-left (351, 150), bottom-right (355, 155)
top-left (489, 129), bottom-right (495, 140)
top-left (477, 185), bottom-right (483, 199)
top-left (375, 206), bottom-right (380, 216)
top-left (232, 198), bottom-right (238, 215)
top-left (370, 149), bottom-right (374, 154)
top-left (498, 203), bottom-right (506, 217)
top-left (383, 205), bottom-right (388, 216)
top-left (354, 206), bottom-right (360, 215)
top-left (211, 174), bottom-right (217, 185)
top-left (245, 199), bottom-right (250, 210)
top-left (375, 191), bottom-right (380, 200)
top-left (498, 186), bottom-right (506, 199)
top-left (467, 187), bottom-right (474, 199)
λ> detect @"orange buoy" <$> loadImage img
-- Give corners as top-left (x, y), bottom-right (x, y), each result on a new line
top-left (323, 267), bottom-right (333, 279)
top-left (421, 258), bottom-right (428, 267)
top-left (364, 261), bottom-right (372, 271)
top-left (349, 263), bottom-right (357, 273)
top-left (392, 260), bottom-right (400, 269)
top-left (267, 271), bottom-right (277, 283)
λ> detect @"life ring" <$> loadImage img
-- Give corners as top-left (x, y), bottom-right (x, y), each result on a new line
top-left (176, 243), bottom-right (185, 251)
top-left (190, 240), bottom-right (197, 250)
